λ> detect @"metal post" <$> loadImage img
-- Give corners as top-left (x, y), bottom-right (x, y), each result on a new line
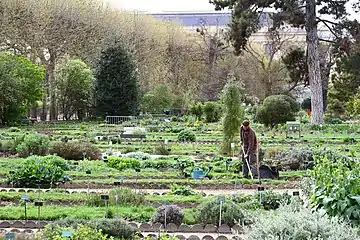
top-left (219, 200), bottom-right (222, 227)
top-left (24, 201), bottom-right (27, 221)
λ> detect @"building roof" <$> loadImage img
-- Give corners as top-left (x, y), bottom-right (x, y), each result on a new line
top-left (149, 11), bottom-right (271, 27)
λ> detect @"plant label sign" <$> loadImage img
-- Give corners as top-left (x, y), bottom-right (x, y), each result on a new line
top-left (21, 195), bottom-right (29, 201)
top-left (61, 230), bottom-right (73, 237)
top-left (218, 196), bottom-right (225, 203)
top-left (5, 233), bottom-right (15, 240)
top-left (163, 200), bottom-right (170, 205)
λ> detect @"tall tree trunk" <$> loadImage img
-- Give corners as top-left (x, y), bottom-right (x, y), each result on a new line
top-left (40, 70), bottom-right (49, 121)
top-left (48, 64), bottom-right (57, 121)
top-left (306, 0), bottom-right (324, 124)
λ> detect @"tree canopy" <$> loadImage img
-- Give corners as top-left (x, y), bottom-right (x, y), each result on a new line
top-left (0, 53), bottom-right (44, 124)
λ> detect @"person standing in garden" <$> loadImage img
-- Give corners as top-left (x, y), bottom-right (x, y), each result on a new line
top-left (240, 120), bottom-right (258, 178)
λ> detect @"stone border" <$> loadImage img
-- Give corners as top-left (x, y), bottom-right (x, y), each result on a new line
top-left (0, 221), bottom-right (243, 234)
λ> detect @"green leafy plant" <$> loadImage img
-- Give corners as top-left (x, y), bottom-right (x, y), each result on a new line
top-left (170, 184), bottom-right (196, 196)
top-left (153, 143), bottom-right (170, 155)
top-left (35, 224), bottom-right (112, 240)
top-left (254, 190), bottom-right (292, 210)
top-left (197, 198), bottom-right (249, 227)
top-left (108, 156), bottom-right (140, 171)
top-left (310, 150), bottom-right (360, 224)
top-left (9, 127), bottom-right (21, 132)
top-left (16, 134), bottom-right (50, 157)
top-left (141, 159), bottom-right (177, 169)
top-left (7, 155), bottom-right (69, 187)
top-left (50, 141), bottom-right (101, 160)
top-left (177, 129), bottom-right (196, 142)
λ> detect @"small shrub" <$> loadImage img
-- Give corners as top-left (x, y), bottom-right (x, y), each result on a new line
top-left (108, 156), bottom-right (140, 171)
top-left (170, 184), bottom-right (196, 196)
top-left (8, 135), bottom-right (25, 154)
top-left (35, 224), bottom-right (111, 240)
top-left (141, 159), bottom-right (177, 169)
top-left (203, 102), bottom-right (221, 123)
top-left (16, 134), bottom-right (50, 157)
top-left (9, 127), bottom-right (21, 132)
top-left (7, 155), bottom-right (69, 187)
top-left (51, 218), bottom-right (136, 239)
top-left (254, 190), bottom-right (292, 210)
top-left (152, 205), bottom-right (184, 226)
top-left (190, 102), bottom-right (203, 120)
top-left (255, 95), bottom-right (300, 128)
top-left (275, 147), bottom-right (314, 171)
top-left (154, 143), bottom-right (170, 155)
top-left (110, 187), bottom-right (146, 206)
top-left (197, 199), bottom-right (249, 227)
top-left (124, 151), bottom-right (150, 160)
top-left (50, 141), bottom-right (101, 160)
top-left (178, 129), bottom-right (196, 142)
top-left (246, 203), bottom-right (359, 240)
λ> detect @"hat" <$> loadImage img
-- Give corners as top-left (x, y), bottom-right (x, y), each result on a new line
top-left (242, 120), bottom-right (250, 127)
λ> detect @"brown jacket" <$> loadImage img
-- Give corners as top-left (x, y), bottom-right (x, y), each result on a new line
top-left (240, 126), bottom-right (257, 155)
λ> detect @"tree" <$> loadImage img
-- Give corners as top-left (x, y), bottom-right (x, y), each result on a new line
top-left (210, 0), bottom-right (352, 124)
top-left (55, 57), bottom-right (94, 120)
top-left (221, 75), bottom-right (244, 154)
top-left (255, 95), bottom-right (300, 128)
top-left (0, 0), bottom-right (108, 120)
top-left (0, 52), bottom-right (44, 125)
top-left (140, 84), bottom-right (175, 114)
top-left (95, 45), bottom-right (139, 117)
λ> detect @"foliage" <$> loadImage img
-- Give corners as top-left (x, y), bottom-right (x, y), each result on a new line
top-left (221, 77), bottom-right (244, 154)
top-left (8, 135), bottom-right (25, 154)
top-left (124, 151), bottom-right (150, 160)
top-left (246, 203), bottom-right (359, 240)
top-left (254, 190), bottom-right (292, 210)
top-left (141, 158), bottom-right (177, 169)
top-left (345, 93), bottom-right (360, 117)
top-left (197, 198), bottom-right (249, 227)
top-left (177, 129), bottom-right (196, 142)
top-left (310, 150), bottom-right (360, 224)
top-left (50, 141), bottom-right (101, 160)
top-left (0, 52), bottom-right (44, 125)
top-left (15, 134), bottom-right (50, 157)
top-left (301, 98), bottom-right (312, 110)
top-left (7, 155), bottom-right (69, 187)
top-left (274, 147), bottom-right (314, 171)
top-left (52, 218), bottom-right (136, 239)
top-left (153, 143), bottom-right (170, 155)
top-left (55, 57), bottom-right (94, 120)
top-left (141, 84), bottom-right (175, 114)
top-left (170, 184), bottom-right (196, 196)
top-left (95, 44), bottom-right (139, 117)
top-left (203, 101), bottom-right (222, 123)
top-left (152, 205), bottom-right (184, 226)
top-left (255, 95), bottom-right (300, 128)
top-left (109, 187), bottom-right (146, 206)
top-left (35, 224), bottom-right (112, 240)
top-left (107, 156), bottom-right (140, 171)
top-left (190, 102), bottom-right (203, 120)
top-left (9, 127), bottom-right (21, 132)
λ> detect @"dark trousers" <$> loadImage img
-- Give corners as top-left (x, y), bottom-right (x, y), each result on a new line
top-left (242, 153), bottom-right (258, 178)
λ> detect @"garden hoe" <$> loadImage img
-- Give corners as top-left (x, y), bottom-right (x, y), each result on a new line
top-left (256, 139), bottom-right (262, 185)
top-left (241, 146), bottom-right (254, 180)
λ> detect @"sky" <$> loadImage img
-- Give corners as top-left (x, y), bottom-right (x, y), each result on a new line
top-left (104, 0), bottom-right (218, 13)
top-left (104, 0), bottom-right (359, 21)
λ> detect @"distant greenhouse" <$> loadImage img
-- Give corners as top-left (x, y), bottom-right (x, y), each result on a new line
top-left (149, 11), bottom-right (271, 28)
